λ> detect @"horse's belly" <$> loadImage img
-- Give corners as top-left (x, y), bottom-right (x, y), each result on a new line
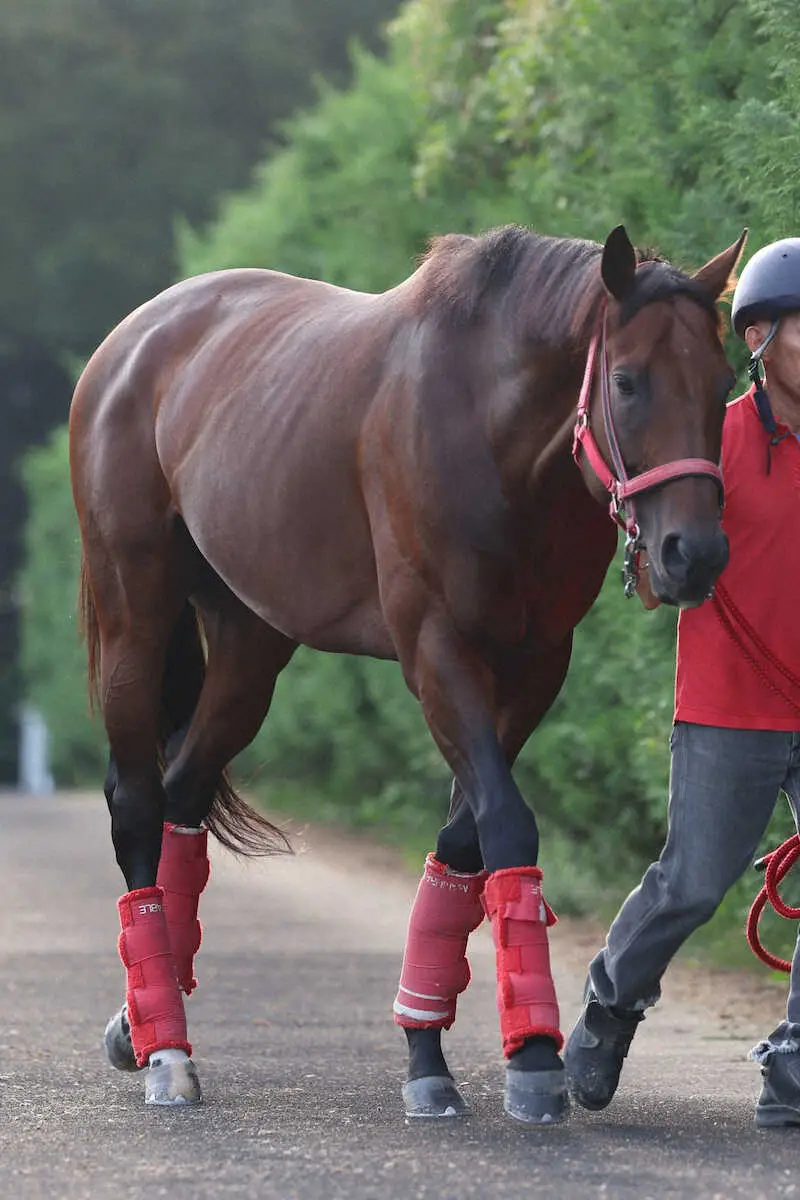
top-left (179, 470), bottom-right (396, 658)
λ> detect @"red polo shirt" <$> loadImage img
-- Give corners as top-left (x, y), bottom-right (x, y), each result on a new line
top-left (675, 386), bottom-right (800, 730)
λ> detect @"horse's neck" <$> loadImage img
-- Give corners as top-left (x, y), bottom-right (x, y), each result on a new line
top-left (484, 330), bottom-right (589, 507)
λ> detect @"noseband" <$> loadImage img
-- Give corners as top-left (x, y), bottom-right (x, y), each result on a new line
top-left (572, 308), bottom-right (724, 597)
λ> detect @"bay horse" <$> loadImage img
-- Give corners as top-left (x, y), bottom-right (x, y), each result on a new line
top-left (70, 223), bottom-right (744, 1121)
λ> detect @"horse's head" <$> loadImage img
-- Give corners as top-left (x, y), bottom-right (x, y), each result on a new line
top-left (578, 225), bottom-right (747, 608)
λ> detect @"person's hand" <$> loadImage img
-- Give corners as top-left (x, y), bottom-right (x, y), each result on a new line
top-left (636, 561), bottom-right (662, 610)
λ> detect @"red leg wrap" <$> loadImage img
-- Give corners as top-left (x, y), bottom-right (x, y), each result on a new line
top-left (483, 866), bottom-right (562, 1056)
top-left (117, 886), bottom-right (191, 1067)
top-left (156, 823), bottom-right (210, 995)
top-left (393, 853), bottom-right (488, 1030)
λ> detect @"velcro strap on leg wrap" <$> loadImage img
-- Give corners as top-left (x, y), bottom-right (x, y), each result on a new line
top-left (118, 886), bottom-right (191, 1066)
top-left (394, 853), bottom-right (488, 1030)
top-left (156, 823), bottom-right (210, 995)
top-left (483, 866), bottom-right (562, 1056)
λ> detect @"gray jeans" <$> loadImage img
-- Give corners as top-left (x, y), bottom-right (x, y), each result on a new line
top-left (590, 723), bottom-right (800, 1024)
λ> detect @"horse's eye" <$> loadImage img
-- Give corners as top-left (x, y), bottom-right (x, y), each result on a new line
top-left (613, 372), bottom-right (636, 396)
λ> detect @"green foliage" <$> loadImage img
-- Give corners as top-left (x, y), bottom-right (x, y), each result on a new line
top-left (181, 47), bottom-right (437, 290)
top-left (18, 429), bottom-right (105, 784)
top-left (0, 0), bottom-right (400, 356)
top-left (0, 0), bottom-right (401, 779)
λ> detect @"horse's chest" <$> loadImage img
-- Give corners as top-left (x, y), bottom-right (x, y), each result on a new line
top-left (522, 493), bottom-right (617, 644)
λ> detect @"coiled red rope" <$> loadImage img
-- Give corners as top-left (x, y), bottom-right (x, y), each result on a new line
top-left (746, 834), bottom-right (800, 972)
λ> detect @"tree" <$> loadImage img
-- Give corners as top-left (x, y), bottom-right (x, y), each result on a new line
top-left (0, 0), bottom-right (400, 354)
top-left (2, 0), bottom-right (401, 780)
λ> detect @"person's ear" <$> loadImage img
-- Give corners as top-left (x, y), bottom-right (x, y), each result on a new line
top-left (745, 321), bottom-right (775, 359)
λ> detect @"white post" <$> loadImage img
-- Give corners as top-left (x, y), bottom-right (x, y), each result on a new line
top-left (18, 704), bottom-right (54, 796)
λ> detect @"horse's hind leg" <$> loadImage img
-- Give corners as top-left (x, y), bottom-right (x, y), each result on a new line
top-left (161, 590), bottom-right (296, 831)
top-left (150, 591), bottom-right (295, 990)
top-left (94, 559), bottom-right (203, 1105)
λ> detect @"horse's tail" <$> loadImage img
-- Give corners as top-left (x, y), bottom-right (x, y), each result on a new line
top-left (159, 601), bottom-right (291, 856)
top-left (79, 557), bottom-right (289, 856)
top-left (79, 554), bottom-right (101, 715)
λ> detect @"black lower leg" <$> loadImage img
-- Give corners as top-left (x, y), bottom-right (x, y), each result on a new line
top-left (460, 734), bottom-right (540, 873)
top-left (162, 755), bottom-right (216, 828)
top-left (110, 770), bottom-right (166, 891)
top-left (104, 755), bottom-right (118, 814)
top-left (509, 1037), bottom-right (563, 1072)
top-left (405, 1027), bottom-right (451, 1080)
top-left (434, 787), bottom-right (484, 874)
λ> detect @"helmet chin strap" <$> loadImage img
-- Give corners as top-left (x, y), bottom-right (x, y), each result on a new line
top-left (748, 319), bottom-right (780, 433)
top-left (747, 319), bottom-right (788, 472)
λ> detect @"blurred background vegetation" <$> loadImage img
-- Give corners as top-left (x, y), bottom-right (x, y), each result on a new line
top-left (10, 0), bottom-right (800, 966)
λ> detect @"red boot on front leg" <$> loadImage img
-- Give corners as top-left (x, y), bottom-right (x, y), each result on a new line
top-left (483, 866), bottom-right (569, 1124)
top-left (110, 886), bottom-right (202, 1105)
top-left (394, 854), bottom-right (487, 1117)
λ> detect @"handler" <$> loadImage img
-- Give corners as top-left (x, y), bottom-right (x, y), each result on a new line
top-left (565, 238), bottom-right (800, 1129)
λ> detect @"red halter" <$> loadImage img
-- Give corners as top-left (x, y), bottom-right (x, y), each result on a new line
top-left (572, 307), bottom-right (724, 595)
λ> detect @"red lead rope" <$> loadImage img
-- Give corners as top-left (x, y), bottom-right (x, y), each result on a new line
top-left (746, 835), bottom-right (800, 973)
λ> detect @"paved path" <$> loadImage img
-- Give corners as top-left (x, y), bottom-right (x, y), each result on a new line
top-left (0, 792), bottom-right (797, 1199)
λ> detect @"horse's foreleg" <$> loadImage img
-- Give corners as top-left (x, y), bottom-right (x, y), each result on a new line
top-left (397, 791), bottom-right (486, 1116)
top-left (393, 612), bottom-right (569, 1124)
top-left (395, 840), bottom-right (487, 1116)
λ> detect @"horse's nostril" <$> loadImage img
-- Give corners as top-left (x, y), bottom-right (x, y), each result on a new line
top-left (660, 531), bottom-right (729, 586)
top-left (661, 532), bottom-right (688, 578)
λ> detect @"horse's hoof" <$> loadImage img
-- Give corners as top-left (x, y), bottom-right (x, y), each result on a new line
top-left (104, 1004), bottom-right (141, 1073)
top-left (504, 1068), bottom-right (570, 1125)
top-left (402, 1075), bottom-right (469, 1118)
top-left (144, 1054), bottom-right (203, 1106)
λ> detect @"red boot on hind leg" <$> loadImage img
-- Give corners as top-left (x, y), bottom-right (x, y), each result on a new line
top-left (156, 822), bottom-right (210, 995)
top-left (103, 823), bottom-right (209, 1079)
top-left (112, 886), bottom-right (202, 1105)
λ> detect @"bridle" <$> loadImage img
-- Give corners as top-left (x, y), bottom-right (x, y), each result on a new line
top-left (572, 303), bottom-right (725, 597)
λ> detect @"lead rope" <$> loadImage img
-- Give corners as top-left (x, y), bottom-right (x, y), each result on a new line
top-left (747, 835), bottom-right (800, 973)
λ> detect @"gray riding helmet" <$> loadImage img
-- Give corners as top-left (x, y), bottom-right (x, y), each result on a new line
top-left (731, 238), bottom-right (800, 338)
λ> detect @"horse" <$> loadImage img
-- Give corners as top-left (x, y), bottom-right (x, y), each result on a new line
top-left (69, 222), bottom-right (745, 1121)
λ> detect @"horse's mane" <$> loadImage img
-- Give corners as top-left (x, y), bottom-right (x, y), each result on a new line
top-left (414, 225), bottom-right (720, 341)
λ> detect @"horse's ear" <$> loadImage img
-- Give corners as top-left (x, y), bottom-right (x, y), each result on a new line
top-left (601, 225), bottom-right (637, 301)
top-left (691, 229), bottom-right (748, 301)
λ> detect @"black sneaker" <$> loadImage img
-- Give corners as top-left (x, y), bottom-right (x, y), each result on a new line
top-left (751, 1024), bottom-right (800, 1129)
top-left (564, 987), bottom-right (643, 1111)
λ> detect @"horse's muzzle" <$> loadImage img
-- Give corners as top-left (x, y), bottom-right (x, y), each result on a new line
top-left (653, 528), bottom-right (730, 607)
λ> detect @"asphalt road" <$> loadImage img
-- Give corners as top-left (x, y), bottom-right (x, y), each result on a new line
top-left (0, 791), bottom-right (798, 1200)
